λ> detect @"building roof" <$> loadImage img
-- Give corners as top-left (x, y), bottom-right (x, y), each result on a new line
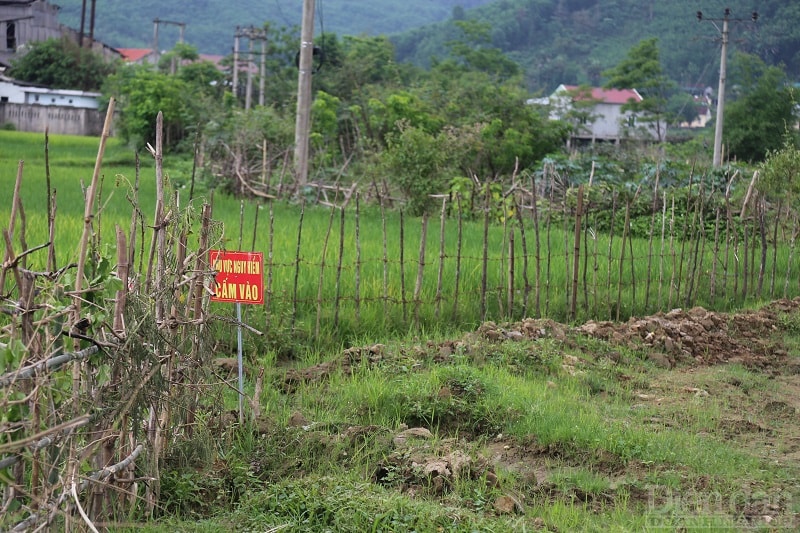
top-left (560, 85), bottom-right (642, 105)
top-left (118, 48), bottom-right (155, 62)
top-left (0, 74), bottom-right (100, 97)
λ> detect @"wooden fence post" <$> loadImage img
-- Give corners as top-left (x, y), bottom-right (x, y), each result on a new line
top-left (413, 213), bottom-right (429, 327)
top-left (514, 198), bottom-right (530, 317)
top-left (400, 209), bottom-right (407, 324)
top-left (291, 201), bottom-right (305, 331)
top-left (355, 194), bottom-right (362, 324)
top-left (452, 198), bottom-right (463, 321)
top-left (334, 206), bottom-right (346, 328)
top-left (315, 206), bottom-right (336, 338)
top-left (435, 198), bottom-right (446, 319)
top-left (481, 185), bottom-right (490, 322)
top-left (530, 169), bottom-right (541, 318)
top-left (570, 185), bottom-right (584, 321)
top-left (508, 228), bottom-right (515, 318)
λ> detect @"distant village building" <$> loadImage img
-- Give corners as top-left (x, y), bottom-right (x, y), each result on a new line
top-left (0, 73), bottom-right (99, 107)
top-left (0, 73), bottom-right (105, 135)
top-left (679, 91), bottom-right (713, 129)
top-left (530, 84), bottom-right (662, 146)
top-left (0, 0), bottom-right (116, 135)
top-left (117, 48), bottom-right (158, 65)
top-left (0, 0), bottom-right (120, 70)
top-left (118, 48), bottom-right (226, 73)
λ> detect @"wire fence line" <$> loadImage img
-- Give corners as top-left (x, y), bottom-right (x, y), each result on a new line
top-left (256, 173), bottom-right (799, 338)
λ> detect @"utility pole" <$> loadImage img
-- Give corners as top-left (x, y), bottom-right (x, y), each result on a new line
top-left (697, 8), bottom-right (758, 167)
top-left (246, 35), bottom-right (254, 109)
top-left (153, 18), bottom-right (187, 67)
top-left (259, 37), bottom-right (266, 107)
top-left (232, 26), bottom-right (267, 108)
top-left (232, 27), bottom-right (240, 102)
top-left (294, 0), bottom-right (315, 187)
top-left (79, 0), bottom-right (86, 47)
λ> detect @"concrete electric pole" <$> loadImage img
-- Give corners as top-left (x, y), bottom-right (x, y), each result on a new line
top-left (153, 18), bottom-right (186, 68)
top-left (232, 26), bottom-right (267, 109)
top-left (697, 8), bottom-right (758, 168)
top-left (294, 0), bottom-right (315, 187)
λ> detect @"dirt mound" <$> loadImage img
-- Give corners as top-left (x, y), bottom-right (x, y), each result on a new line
top-left (277, 298), bottom-right (800, 393)
top-left (463, 298), bottom-right (800, 371)
top-left (575, 298), bottom-right (800, 370)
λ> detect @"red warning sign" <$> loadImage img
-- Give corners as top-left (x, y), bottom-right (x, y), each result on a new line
top-left (209, 250), bottom-right (264, 304)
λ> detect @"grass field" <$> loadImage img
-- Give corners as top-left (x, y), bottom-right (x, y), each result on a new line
top-left (2, 131), bottom-right (799, 531)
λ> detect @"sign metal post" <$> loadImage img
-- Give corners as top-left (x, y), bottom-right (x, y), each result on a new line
top-left (209, 250), bottom-right (264, 423)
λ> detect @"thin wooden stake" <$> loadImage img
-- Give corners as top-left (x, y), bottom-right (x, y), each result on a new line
top-left (413, 213), bottom-right (429, 327)
top-left (530, 170), bottom-right (541, 318)
top-left (508, 229), bottom-right (515, 318)
top-left (616, 200), bottom-right (631, 322)
top-left (645, 169), bottom-right (660, 310)
top-left (45, 129), bottom-right (56, 272)
top-left (291, 201), bottom-right (305, 331)
top-left (770, 200), bottom-right (781, 298)
top-left (658, 191), bottom-right (667, 309)
top-left (784, 214), bottom-right (798, 298)
top-left (315, 206), bottom-right (336, 338)
top-left (481, 186), bottom-right (490, 322)
top-left (452, 198), bottom-right (463, 321)
top-left (333, 206), bottom-right (346, 328)
top-left (710, 207), bottom-right (721, 302)
top-left (381, 197), bottom-right (389, 322)
top-left (265, 203), bottom-right (275, 330)
top-left (355, 194), bottom-right (362, 324)
top-left (514, 199), bottom-right (529, 317)
top-left (668, 196), bottom-right (676, 309)
top-left (435, 198), bottom-right (447, 319)
top-left (758, 198), bottom-right (767, 297)
top-left (400, 209), bottom-right (407, 324)
top-left (570, 185), bottom-right (584, 321)
top-left (606, 193), bottom-right (617, 317)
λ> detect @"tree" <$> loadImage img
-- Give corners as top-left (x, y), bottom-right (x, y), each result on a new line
top-left (382, 121), bottom-right (448, 215)
top-left (104, 65), bottom-right (194, 149)
top-left (444, 20), bottom-right (520, 81)
top-left (724, 53), bottom-right (798, 163)
top-left (9, 37), bottom-right (117, 91)
top-left (759, 139), bottom-right (800, 207)
top-left (602, 38), bottom-right (673, 141)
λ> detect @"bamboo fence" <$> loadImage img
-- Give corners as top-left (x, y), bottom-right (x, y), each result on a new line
top-left (252, 170), bottom-right (800, 340)
top-left (1, 108), bottom-right (225, 530)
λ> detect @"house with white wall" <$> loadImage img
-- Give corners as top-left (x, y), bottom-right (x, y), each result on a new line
top-left (0, 74), bottom-right (104, 135)
top-left (0, 74), bottom-right (100, 108)
top-left (531, 84), bottom-right (662, 146)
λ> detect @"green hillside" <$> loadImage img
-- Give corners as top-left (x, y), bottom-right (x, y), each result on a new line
top-left (53, 1), bottom-right (800, 95)
top-left (392, 0), bottom-right (800, 93)
top-left (53, 0), bottom-right (494, 55)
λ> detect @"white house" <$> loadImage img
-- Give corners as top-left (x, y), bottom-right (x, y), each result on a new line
top-left (0, 74), bottom-right (100, 108)
top-left (530, 84), bottom-right (662, 145)
top-left (0, 74), bottom-right (104, 135)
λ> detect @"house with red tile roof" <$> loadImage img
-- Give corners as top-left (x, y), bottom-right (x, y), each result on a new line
top-left (117, 48), bottom-right (157, 65)
top-left (531, 84), bottom-right (662, 145)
